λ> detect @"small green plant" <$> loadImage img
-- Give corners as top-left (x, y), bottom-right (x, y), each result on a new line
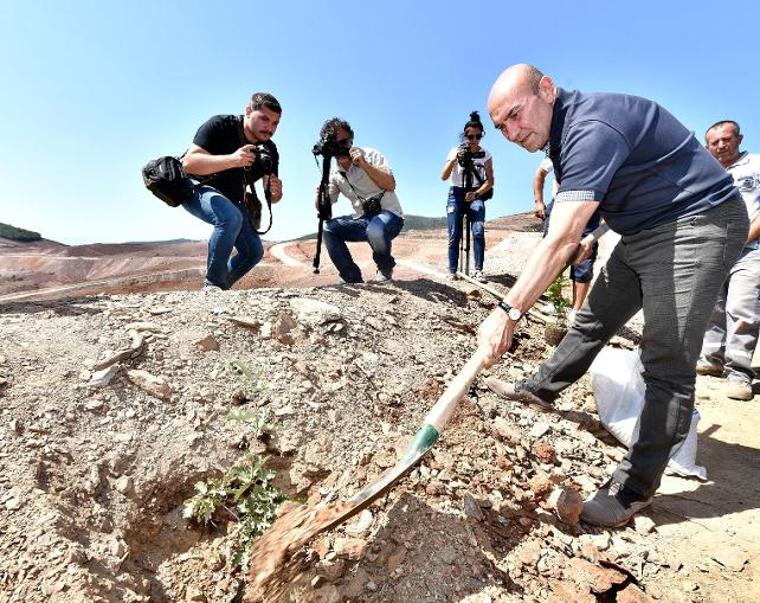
top-left (228, 358), bottom-right (266, 397)
top-left (183, 411), bottom-right (286, 569)
top-left (546, 273), bottom-right (571, 318)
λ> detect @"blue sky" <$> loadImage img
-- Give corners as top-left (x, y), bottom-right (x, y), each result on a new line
top-left (0, 1), bottom-right (757, 244)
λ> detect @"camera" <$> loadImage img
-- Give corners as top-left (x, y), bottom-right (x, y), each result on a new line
top-left (456, 145), bottom-right (473, 167)
top-left (251, 144), bottom-right (275, 174)
top-left (312, 134), bottom-right (352, 158)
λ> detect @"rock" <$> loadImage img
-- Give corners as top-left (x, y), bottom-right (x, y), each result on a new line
top-left (532, 440), bottom-right (556, 463)
top-left (290, 298), bottom-right (342, 325)
top-left (463, 492), bottom-right (484, 521)
top-left (344, 510), bottom-right (373, 536)
top-left (195, 335), bottom-right (219, 352)
top-left (617, 583), bottom-right (655, 603)
top-left (89, 364), bottom-right (120, 387)
top-left (333, 537), bottom-right (367, 560)
top-left (518, 540), bottom-right (542, 567)
top-left (228, 316), bottom-right (262, 332)
top-left (491, 417), bottom-right (521, 444)
top-left (271, 311), bottom-right (298, 345)
top-left (530, 422), bottom-right (551, 439)
top-left (109, 537), bottom-right (128, 558)
top-left (547, 487), bottom-right (583, 525)
top-left (114, 475), bottom-right (133, 494)
top-left (565, 557), bottom-right (627, 594)
top-left (633, 514), bottom-right (656, 535)
top-left (126, 370), bottom-right (172, 401)
top-left (529, 475), bottom-right (554, 500)
top-left (185, 586), bottom-right (207, 602)
top-left (84, 399), bottom-right (105, 412)
top-left (10, 419), bottom-right (23, 435)
top-left (711, 548), bottom-right (748, 572)
top-left (5, 497), bottom-right (22, 511)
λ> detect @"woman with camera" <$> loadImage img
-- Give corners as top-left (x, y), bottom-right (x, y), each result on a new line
top-left (441, 111), bottom-right (495, 282)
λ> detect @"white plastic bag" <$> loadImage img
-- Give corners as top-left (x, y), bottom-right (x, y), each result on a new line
top-left (588, 346), bottom-right (707, 480)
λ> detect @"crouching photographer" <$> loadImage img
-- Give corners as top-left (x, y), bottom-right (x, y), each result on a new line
top-left (181, 92), bottom-right (283, 291)
top-left (314, 118), bottom-right (404, 283)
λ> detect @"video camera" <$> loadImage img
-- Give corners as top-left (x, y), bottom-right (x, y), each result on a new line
top-left (456, 144), bottom-right (474, 168)
top-left (312, 131), bottom-right (352, 159)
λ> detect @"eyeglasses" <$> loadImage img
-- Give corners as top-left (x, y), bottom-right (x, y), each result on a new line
top-left (466, 133), bottom-right (483, 140)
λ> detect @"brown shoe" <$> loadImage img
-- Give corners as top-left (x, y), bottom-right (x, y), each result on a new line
top-left (725, 379), bottom-right (753, 401)
top-left (696, 359), bottom-right (724, 377)
top-left (485, 376), bottom-right (552, 411)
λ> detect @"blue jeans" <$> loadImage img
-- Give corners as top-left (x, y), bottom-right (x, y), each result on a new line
top-left (181, 185), bottom-right (264, 289)
top-left (323, 211), bottom-right (404, 282)
top-left (447, 187), bottom-right (485, 273)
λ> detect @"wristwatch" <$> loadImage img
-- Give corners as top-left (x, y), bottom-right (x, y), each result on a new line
top-left (498, 300), bottom-right (523, 322)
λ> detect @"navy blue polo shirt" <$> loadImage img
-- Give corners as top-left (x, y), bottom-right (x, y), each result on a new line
top-left (548, 89), bottom-right (737, 235)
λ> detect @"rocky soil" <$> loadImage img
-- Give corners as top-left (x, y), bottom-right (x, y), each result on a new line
top-left (0, 272), bottom-right (758, 601)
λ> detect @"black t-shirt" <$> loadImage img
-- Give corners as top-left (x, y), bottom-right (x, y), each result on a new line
top-left (191, 114), bottom-right (279, 203)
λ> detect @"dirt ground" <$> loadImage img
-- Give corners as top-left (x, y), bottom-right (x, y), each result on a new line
top-left (0, 223), bottom-right (758, 602)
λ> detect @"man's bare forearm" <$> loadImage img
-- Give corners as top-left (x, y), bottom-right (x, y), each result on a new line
top-left (183, 153), bottom-right (237, 176)
top-left (361, 162), bottom-right (395, 191)
top-left (747, 215), bottom-right (760, 245)
top-left (504, 235), bottom-right (578, 312)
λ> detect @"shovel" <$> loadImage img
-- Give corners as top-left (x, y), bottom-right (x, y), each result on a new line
top-left (317, 351), bottom-right (486, 533)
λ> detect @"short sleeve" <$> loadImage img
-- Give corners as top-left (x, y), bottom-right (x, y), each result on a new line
top-left (539, 156), bottom-right (553, 173)
top-left (446, 146), bottom-right (458, 161)
top-left (192, 116), bottom-right (223, 151)
top-left (556, 121), bottom-right (630, 203)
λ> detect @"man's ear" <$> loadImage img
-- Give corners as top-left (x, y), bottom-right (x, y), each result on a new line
top-left (538, 75), bottom-right (556, 103)
top-left (738, 133), bottom-right (744, 147)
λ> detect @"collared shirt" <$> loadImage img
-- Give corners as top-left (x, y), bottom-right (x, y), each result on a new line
top-left (327, 147), bottom-right (404, 218)
top-left (727, 152), bottom-right (760, 249)
top-left (547, 88), bottom-right (738, 235)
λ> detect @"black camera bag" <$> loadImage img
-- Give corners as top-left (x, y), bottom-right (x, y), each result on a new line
top-left (141, 156), bottom-right (195, 207)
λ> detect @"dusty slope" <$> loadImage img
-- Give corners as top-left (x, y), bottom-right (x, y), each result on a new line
top-left (0, 274), bottom-right (757, 602)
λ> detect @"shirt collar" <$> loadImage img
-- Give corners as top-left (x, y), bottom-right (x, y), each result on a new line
top-left (728, 151), bottom-right (750, 169)
top-left (547, 87), bottom-right (569, 159)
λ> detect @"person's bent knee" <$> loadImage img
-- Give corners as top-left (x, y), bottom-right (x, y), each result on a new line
top-left (471, 221), bottom-right (485, 238)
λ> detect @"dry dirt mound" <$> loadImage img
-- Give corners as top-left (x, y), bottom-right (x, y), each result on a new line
top-left (0, 277), bottom-right (758, 602)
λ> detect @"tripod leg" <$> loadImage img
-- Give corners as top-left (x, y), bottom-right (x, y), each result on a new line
top-left (464, 212), bottom-right (471, 276)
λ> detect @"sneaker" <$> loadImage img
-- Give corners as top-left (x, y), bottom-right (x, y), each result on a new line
top-left (202, 284), bottom-right (223, 294)
top-left (484, 377), bottom-right (552, 411)
top-left (374, 270), bottom-right (393, 283)
top-left (696, 359), bottom-right (724, 377)
top-left (447, 272), bottom-right (460, 282)
top-left (725, 378), bottom-right (753, 401)
top-left (580, 479), bottom-right (653, 527)
top-left (473, 270), bottom-right (486, 282)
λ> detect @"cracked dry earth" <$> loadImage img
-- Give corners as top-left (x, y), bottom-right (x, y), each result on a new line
top-left (0, 277), bottom-right (758, 602)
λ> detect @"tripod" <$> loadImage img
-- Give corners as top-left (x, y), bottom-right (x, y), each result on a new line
top-left (457, 156), bottom-right (475, 276)
top-left (313, 153), bottom-right (333, 274)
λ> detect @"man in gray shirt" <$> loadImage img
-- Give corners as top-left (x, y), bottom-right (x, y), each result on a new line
top-left (479, 64), bottom-right (747, 527)
top-left (696, 120), bottom-right (760, 400)
top-left (316, 118), bottom-right (405, 283)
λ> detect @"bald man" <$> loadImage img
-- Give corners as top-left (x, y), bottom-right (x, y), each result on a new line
top-left (479, 64), bottom-right (747, 527)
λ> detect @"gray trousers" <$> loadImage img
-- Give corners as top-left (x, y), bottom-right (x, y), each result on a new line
top-left (520, 197), bottom-right (748, 497)
top-left (700, 246), bottom-right (760, 384)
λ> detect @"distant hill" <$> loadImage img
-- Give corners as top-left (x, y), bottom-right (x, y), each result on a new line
top-left (0, 222), bottom-right (42, 242)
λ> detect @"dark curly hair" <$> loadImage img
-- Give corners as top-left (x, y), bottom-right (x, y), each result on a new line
top-left (320, 117), bottom-right (354, 141)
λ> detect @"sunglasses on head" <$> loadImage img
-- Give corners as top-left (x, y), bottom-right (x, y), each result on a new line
top-left (466, 132), bottom-right (483, 140)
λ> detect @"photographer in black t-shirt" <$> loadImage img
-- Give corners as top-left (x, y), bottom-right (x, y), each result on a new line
top-left (181, 92), bottom-right (283, 291)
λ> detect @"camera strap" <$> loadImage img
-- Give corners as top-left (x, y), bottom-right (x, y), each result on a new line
top-left (237, 118), bottom-right (273, 235)
top-left (339, 170), bottom-right (384, 208)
